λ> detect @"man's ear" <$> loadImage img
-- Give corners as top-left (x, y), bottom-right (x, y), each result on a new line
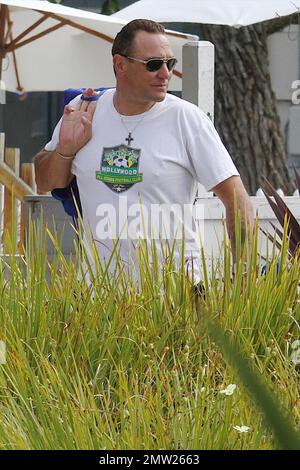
top-left (113, 54), bottom-right (127, 76)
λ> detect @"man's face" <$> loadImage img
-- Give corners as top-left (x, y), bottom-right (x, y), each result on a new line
top-left (122, 31), bottom-right (175, 106)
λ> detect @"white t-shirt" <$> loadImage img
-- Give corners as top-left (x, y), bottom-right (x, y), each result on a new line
top-left (45, 89), bottom-right (239, 283)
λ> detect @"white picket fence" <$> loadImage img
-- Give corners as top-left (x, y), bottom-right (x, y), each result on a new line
top-left (24, 193), bottom-right (300, 275)
top-left (194, 194), bottom-right (300, 275)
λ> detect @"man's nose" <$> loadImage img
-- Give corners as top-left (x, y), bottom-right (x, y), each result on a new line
top-left (157, 63), bottom-right (171, 79)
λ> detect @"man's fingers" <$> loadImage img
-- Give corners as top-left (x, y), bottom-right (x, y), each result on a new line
top-left (85, 101), bottom-right (97, 119)
top-left (79, 100), bottom-right (90, 112)
top-left (81, 115), bottom-right (90, 127)
top-left (82, 87), bottom-right (96, 97)
top-left (64, 104), bottom-right (75, 114)
top-left (64, 88), bottom-right (97, 125)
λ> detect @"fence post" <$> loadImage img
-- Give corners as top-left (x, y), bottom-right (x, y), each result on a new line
top-left (182, 41), bottom-right (215, 121)
top-left (19, 163), bottom-right (36, 252)
top-left (182, 41), bottom-right (215, 198)
top-left (3, 147), bottom-right (20, 252)
top-left (0, 133), bottom-right (4, 242)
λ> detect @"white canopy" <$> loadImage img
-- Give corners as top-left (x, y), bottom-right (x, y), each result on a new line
top-left (0, 0), bottom-right (197, 92)
top-left (113, 0), bottom-right (300, 28)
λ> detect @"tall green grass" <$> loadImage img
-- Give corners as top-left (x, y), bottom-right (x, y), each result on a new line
top-left (0, 216), bottom-right (299, 449)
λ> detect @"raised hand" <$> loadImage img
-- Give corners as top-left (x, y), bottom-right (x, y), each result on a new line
top-left (57, 88), bottom-right (98, 156)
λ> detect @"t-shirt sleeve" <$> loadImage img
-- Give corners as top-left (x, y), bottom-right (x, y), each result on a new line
top-left (185, 107), bottom-right (239, 191)
top-left (44, 116), bottom-right (62, 152)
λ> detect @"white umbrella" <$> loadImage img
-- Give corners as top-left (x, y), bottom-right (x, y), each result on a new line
top-left (113, 0), bottom-right (300, 28)
top-left (0, 0), bottom-right (197, 92)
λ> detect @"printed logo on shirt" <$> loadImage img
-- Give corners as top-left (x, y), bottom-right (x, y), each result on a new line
top-left (96, 144), bottom-right (143, 193)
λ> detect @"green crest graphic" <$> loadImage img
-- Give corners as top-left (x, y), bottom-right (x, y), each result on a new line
top-left (96, 145), bottom-right (143, 193)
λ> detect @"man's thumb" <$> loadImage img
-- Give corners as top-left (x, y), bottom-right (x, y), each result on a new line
top-left (64, 104), bottom-right (74, 114)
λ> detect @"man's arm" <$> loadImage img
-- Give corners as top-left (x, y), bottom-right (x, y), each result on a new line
top-left (34, 88), bottom-right (98, 193)
top-left (211, 175), bottom-right (254, 265)
top-left (34, 148), bottom-right (75, 193)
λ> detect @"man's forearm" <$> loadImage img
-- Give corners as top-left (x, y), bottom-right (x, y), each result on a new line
top-left (226, 193), bottom-right (254, 266)
top-left (212, 176), bottom-right (254, 268)
top-left (34, 148), bottom-right (74, 193)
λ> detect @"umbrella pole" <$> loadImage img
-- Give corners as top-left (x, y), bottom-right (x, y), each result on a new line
top-left (0, 5), bottom-right (8, 82)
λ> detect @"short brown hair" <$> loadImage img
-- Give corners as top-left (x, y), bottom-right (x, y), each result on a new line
top-left (112, 19), bottom-right (165, 57)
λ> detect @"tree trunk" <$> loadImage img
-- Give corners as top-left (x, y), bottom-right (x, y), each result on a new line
top-left (200, 23), bottom-right (293, 195)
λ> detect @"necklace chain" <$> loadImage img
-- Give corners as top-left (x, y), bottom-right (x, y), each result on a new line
top-left (120, 115), bottom-right (145, 135)
top-left (119, 114), bottom-right (145, 146)
top-left (114, 94), bottom-right (146, 146)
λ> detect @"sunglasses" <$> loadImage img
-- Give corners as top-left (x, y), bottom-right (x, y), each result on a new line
top-left (121, 54), bottom-right (178, 72)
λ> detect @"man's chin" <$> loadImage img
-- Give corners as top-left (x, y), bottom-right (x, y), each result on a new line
top-left (153, 91), bottom-right (168, 102)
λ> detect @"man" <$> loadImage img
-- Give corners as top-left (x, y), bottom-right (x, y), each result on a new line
top-left (34, 19), bottom-right (253, 284)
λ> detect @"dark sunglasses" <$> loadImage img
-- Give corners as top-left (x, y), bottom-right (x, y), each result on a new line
top-left (120, 54), bottom-right (178, 72)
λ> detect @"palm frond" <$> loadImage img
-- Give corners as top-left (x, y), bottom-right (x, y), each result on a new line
top-left (262, 178), bottom-right (300, 257)
top-left (294, 166), bottom-right (300, 193)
